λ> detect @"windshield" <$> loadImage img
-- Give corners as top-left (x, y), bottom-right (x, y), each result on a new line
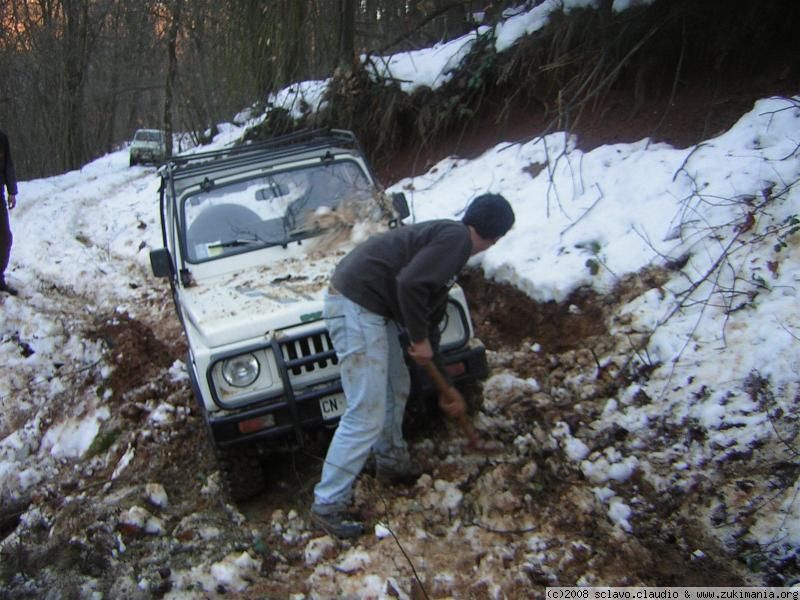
top-left (135, 130), bottom-right (163, 142)
top-left (182, 160), bottom-right (375, 263)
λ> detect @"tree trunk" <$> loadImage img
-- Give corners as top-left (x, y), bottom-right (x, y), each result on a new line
top-left (61, 0), bottom-right (89, 170)
top-left (338, 0), bottom-right (356, 71)
top-left (164, 0), bottom-right (182, 159)
top-left (276, 0), bottom-right (309, 86)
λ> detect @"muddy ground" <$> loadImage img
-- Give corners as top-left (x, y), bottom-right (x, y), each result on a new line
top-left (1, 264), bottom-right (754, 599)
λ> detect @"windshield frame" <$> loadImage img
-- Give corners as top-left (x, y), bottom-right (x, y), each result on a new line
top-left (134, 130), bottom-right (164, 143)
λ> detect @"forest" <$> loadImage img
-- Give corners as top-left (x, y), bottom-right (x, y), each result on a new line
top-left (0, 0), bottom-right (491, 178)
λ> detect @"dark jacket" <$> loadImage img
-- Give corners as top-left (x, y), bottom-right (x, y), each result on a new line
top-left (0, 131), bottom-right (18, 200)
top-left (331, 220), bottom-right (473, 342)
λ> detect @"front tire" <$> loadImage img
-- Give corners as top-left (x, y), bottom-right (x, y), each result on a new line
top-left (218, 444), bottom-right (267, 501)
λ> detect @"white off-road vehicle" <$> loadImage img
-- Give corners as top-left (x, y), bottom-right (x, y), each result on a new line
top-left (129, 128), bottom-right (167, 166)
top-left (149, 129), bottom-right (488, 496)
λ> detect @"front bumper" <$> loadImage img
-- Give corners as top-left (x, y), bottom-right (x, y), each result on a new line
top-left (209, 378), bottom-right (343, 447)
top-left (131, 150), bottom-right (165, 163)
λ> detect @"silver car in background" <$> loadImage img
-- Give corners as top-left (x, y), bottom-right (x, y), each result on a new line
top-left (129, 128), bottom-right (167, 166)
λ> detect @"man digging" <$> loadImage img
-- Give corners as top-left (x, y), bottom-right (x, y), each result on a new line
top-left (311, 193), bottom-right (515, 538)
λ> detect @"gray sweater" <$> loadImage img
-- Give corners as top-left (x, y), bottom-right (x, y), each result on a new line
top-left (331, 220), bottom-right (472, 342)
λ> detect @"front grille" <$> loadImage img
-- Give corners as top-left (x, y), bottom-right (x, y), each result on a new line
top-left (280, 331), bottom-right (338, 376)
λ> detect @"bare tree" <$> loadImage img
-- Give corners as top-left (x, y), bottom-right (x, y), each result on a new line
top-left (0, 0), bottom-right (476, 176)
top-left (338, 0), bottom-right (357, 71)
top-left (163, 0), bottom-right (181, 158)
top-left (60, 0), bottom-right (113, 169)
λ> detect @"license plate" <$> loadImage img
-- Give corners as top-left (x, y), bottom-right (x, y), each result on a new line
top-left (320, 394), bottom-right (346, 420)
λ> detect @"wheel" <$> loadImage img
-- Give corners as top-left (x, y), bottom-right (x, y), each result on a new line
top-left (218, 444), bottom-right (268, 501)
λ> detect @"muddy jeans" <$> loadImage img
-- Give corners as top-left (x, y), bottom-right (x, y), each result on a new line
top-left (312, 291), bottom-right (411, 513)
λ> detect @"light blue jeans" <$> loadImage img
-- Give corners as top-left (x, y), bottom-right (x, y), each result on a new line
top-left (312, 291), bottom-right (411, 514)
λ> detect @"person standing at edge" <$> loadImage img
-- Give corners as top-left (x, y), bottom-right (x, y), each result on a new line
top-left (311, 192), bottom-right (515, 539)
top-left (0, 129), bottom-right (19, 296)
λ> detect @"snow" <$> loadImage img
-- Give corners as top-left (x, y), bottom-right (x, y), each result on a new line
top-left (607, 496), bottom-right (633, 532)
top-left (41, 407), bottom-right (109, 458)
top-left (145, 482), bottom-right (169, 509)
top-left (267, 80), bottom-right (330, 118)
top-left (1, 0), bottom-right (798, 593)
top-left (119, 505), bottom-right (164, 535)
top-left (335, 548), bottom-right (372, 573)
top-left (171, 551), bottom-right (262, 595)
top-left (111, 444), bottom-right (135, 480)
top-left (366, 33), bottom-right (484, 93)
top-left (495, 0), bottom-right (604, 53)
top-left (304, 535), bottom-right (337, 566)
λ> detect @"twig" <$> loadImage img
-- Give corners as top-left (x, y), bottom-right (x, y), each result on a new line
top-left (672, 143), bottom-right (707, 183)
top-left (560, 183), bottom-right (604, 237)
top-left (382, 524), bottom-right (431, 600)
top-left (0, 358), bottom-right (103, 403)
top-left (776, 319), bottom-right (800, 342)
top-left (464, 520), bottom-right (537, 535)
top-left (301, 448), bottom-right (431, 599)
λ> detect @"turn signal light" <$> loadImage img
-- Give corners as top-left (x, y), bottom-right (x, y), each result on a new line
top-left (237, 414), bottom-right (276, 435)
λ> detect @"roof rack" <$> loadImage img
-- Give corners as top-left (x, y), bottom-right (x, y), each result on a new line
top-left (163, 128), bottom-right (362, 183)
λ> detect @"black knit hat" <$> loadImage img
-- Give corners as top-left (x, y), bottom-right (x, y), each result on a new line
top-left (462, 193), bottom-right (515, 239)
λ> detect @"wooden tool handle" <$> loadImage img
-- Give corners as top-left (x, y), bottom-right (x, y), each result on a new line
top-left (420, 360), bottom-right (481, 448)
top-left (421, 360), bottom-right (450, 395)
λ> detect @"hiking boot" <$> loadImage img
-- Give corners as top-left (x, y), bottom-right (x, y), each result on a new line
top-left (310, 509), bottom-right (365, 539)
top-left (0, 279), bottom-right (18, 296)
top-left (375, 460), bottom-right (423, 485)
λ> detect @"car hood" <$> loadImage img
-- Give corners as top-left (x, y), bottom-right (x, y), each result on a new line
top-left (179, 249), bottom-right (345, 349)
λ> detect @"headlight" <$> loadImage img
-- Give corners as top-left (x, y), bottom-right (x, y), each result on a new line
top-left (221, 353), bottom-right (260, 387)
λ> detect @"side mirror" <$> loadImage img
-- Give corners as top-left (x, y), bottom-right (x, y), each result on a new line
top-left (391, 192), bottom-right (410, 220)
top-left (150, 248), bottom-right (173, 278)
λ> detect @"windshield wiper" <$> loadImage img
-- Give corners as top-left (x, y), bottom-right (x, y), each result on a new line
top-left (207, 239), bottom-right (260, 249)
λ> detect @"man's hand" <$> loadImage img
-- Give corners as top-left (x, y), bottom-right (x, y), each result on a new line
top-left (6, 195), bottom-right (15, 210)
top-left (407, 338), bottom-right (434, 365)
top-left (438, 386), bottom-right (467, 419)
top-left (439, 386), bottom-right (484, 450)
top-left (413, 348), bottom-right (466, 418)
top-left (418, 357), bottom-right (488, 451)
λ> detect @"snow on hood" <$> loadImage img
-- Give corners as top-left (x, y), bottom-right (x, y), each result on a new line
top-left (181, 254), bottom-right (336, 347)
top-left (178, 221), bottom-right (383, 348)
